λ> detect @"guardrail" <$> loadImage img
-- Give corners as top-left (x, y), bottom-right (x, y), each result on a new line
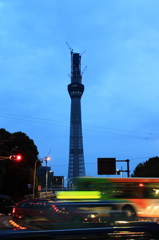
top-left (0, 222), bottom-right (159, 240)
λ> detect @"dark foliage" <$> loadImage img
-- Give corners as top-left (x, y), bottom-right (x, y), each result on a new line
top-left (0, 128), bottom-right (39, 201)
top-left (131, 156), bottom-right (159, 177)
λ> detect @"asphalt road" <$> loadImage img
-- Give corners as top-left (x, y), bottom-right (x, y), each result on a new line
top-left (0, 214), bottom-right (12, 229)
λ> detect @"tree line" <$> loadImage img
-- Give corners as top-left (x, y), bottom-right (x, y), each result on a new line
top-left (131, 156), bottom-right (159, 177)
top-left (0, 128), bottom-right (40, 202)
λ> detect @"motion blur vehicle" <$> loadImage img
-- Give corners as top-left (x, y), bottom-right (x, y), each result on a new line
top-left (10, 198), bottom-right (159, 240)
top-left (0, 194), bottom-right (15, 215)
top-left (57, 177), bottom-right (159, 220)
top-left (12, 199), bottom-right (99, 226)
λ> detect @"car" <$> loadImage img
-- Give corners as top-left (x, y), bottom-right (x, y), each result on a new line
top-left (0, 194), bottom-right (15, 215)
top-left (12, 199), bottom-right (99, 226)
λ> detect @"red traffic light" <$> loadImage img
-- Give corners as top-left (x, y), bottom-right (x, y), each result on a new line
top-left (9, 155), bottom-right (22, 161)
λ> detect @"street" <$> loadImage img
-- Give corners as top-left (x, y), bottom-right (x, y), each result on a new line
top-left (0, 214), bottom-right (12, 229)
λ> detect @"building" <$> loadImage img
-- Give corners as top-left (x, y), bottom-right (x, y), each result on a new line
top-left (37, 166), bottom-right (64, 191)
top-left (67, 48), bottom-right (86, 185)
top-left (52, 176), bottom-right (64, 190)
top-left (37, 166), bottom-right (53, 190)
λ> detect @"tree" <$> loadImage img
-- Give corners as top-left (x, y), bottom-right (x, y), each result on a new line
top-left (0, 128), bottom-right (39, 201)
top-left (131, 156), bottom-right (159, 177)
top-left (0, 129), bottom-right (12, 189)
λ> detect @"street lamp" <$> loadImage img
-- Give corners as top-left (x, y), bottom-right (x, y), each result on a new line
top-left (62, 176), bottom-right (65, 191)
top-left (32, 156), bottom-right (51, 198)
top-left (33, 159), bottom-right (40, 199)
top-left (47, 170), bottom-right (53, 191)
top-left (45, 157), bottom-right (51, 195)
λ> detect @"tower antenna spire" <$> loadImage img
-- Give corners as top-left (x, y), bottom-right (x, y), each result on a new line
top-left (66, 41), bottom-right (73, 53)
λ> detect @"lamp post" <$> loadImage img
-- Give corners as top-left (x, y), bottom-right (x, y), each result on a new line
top-left (45, 157), bottom-right (51, 195)
top-left (62, 177), bottom-right (66, 191)
top-left (33, 159), bottom-right (39, 199)
top-left (33, 157), bottom-right (51, 198)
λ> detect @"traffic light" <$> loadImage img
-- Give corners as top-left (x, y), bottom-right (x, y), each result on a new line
top-left (9, 155), bottom-right (22, 161)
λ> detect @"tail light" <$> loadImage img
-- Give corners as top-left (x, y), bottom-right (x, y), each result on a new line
top-left (12, 207), bottom-right (15, 214)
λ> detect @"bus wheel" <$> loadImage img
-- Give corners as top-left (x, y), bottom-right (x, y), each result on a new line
top-left (122, 206), bottom-right (136, 219)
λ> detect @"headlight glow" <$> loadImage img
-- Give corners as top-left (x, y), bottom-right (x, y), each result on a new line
top-left (87, 214), bottom-right (97, 218)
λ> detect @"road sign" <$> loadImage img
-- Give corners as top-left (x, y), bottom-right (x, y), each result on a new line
top-left (98, 158), bottom-right (116, 175)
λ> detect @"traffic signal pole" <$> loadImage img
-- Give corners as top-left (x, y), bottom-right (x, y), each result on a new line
top-left (116, 159), bottom-right (130, 177)
top-left (0, 155), bottom-right (22, 161)
top-left (0, 156), bottom-right (11, 160)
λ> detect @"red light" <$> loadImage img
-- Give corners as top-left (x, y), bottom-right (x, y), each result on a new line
top-left (10, 155), bottom-right (22, 161)
top-left (12, 207), bottom-right (15, 214)
top-left (16, 155), bottom-right (22, 161)
top-left (139, 183), bottom-right (144, 187)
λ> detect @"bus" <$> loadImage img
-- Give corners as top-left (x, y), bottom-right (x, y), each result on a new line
top-left (57, 177), bottom-right (159, 219)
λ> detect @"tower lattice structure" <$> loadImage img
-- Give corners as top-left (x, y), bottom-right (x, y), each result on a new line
top-left (67, 49), bottom-right (85, 185)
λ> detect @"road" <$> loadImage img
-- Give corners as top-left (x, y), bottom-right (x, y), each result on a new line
top-left (0, 214), bottom-right (12, 229)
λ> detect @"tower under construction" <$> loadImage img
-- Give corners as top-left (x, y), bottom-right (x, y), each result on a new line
top-left (67, 48), bottom-right (85, 185)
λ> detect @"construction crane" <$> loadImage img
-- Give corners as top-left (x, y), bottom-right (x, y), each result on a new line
top-left (66, 41), bottom-right (73, 53)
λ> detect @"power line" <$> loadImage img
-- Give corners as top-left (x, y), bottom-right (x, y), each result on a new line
top-left (85, 124), bottom-right (158, 136)
top-left (0, 112), bottom-right (156, 135)
top-left (0, 112), bottom-right (157, 140)
top-left (52, 156), bottom-right (158, 167)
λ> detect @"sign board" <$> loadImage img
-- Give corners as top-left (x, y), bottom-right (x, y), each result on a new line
top-left (98, 158), bottom-right (116, 175)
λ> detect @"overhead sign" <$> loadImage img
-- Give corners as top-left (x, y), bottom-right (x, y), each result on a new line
top-left (97, 158), bottom-right (116, 175)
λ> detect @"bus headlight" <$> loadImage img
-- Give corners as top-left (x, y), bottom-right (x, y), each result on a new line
top-left (87, 214), bottom-right (98, 218)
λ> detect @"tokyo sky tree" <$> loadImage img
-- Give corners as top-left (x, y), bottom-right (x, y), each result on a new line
top-left (67, 46), bottom-right (85, 186)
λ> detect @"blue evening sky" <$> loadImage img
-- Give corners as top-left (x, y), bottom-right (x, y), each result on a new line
top-left (0, 0), bottom-right (159, 179)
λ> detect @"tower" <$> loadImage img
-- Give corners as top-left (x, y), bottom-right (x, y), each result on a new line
top-left (67, 48), bottom-right (85, 186)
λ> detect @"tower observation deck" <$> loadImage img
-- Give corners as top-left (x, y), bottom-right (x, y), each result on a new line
top-left (67, 50), bottom-right (85, 186)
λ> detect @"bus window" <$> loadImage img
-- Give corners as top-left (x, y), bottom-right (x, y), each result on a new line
top-left (114, 183), bottom-right (145, 199)
top-left (145, 188), bottom-right (159, 198)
